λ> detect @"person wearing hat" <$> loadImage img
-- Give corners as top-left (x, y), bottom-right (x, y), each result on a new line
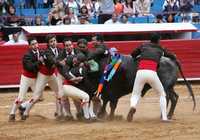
top-left (127, 33), bottom-right (176, 122)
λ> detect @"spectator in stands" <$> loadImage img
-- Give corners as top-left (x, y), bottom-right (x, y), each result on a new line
top-left (92, 0), bottom-right (101, 17)
top-left (78, 15), bottom-right (90, 24)
top-left (120, 14), bottom-right (132, 23)
top-left (114, 0), bottom-right (123, 16)
top-left (4, 4), bottom-right (26, 26)
top-left (80, 0), bottom-right (94, 17)
top-left (98, 0), bottom-right (115, 24)
top-left (179, 0), bottom-right (194, 22)
top-left (63, 0), bottom-right (80, 16)
top-left (79, 5), bottom-right (90, 20)
top-left (62, 15), bottom-right (72, 25)
top-left (34, 15), bottom-right (45, 26)
top-left (0, 0), bottom-right (9, 16)
top-left (64, 5), bottom-right (79, 24)
top-left (123, 0), bottom-right (138, 17)
top-left (166, 13), bottom-right (175, 22)
top-left (154, 14), bottom-right (166, 23)
top-left (162, 0), bottom-right (180, 15)
top-left (3, 31), bottom-right (28, 45)
top-left (48, 8), bottom-right (62, 25)
top-left (136, 0), bottom-right (151, 16)
top-left (104, 12), bottom-right (121, 24)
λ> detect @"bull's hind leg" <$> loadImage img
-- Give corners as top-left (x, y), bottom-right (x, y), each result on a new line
top-left (98, 99), bottom-right (108, 119)
top-left (167, 88), bottom-right (179, 119)
top-left (109, 99), bottom-right (119, 120)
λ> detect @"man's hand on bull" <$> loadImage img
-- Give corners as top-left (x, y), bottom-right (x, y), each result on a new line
top-left (69, 76), bottom-right (83, 84)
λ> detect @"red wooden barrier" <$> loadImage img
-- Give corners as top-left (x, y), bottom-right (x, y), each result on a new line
top-left (0, 39), bottom-right (200, 87)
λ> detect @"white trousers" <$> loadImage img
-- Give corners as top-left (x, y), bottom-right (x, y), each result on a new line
top-left (23, 72), bottom-right (58, 116)
top-left (10, 75), bottom-right (36, 115)
top-left (18, 75), bottom-right (36, 101)
top-left (33, 72), bottom-right (58, 100)
top-left (62, 85), bottom-right (90, 119)
top-left (130, 70), bottom-right (168, 120)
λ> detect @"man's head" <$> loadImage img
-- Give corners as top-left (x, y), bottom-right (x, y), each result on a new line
top-left (63, 37), bottom-right (73, 52)
top-left (28, 37), bottom-right (38, 51)
top-left (46, 34), bottom-right (57, 48)
top-left (12, 32), bottom-right (20, 42)
top-left (150, 33), bottom-right (161, 44)
top-left (91, 34), bottom-right (104, 46)
top-left (77, 38), bottom-right (88, 52)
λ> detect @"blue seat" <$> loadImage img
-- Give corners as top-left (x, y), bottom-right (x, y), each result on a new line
top-left (193, 5), bottom-right (200, 13)
top-left (90, 17), bottom-right (98, 24)
top-left (36, 8), bottom-right (49, 15)
top-left (128, 17), bottom-right (134, 23)
top-left (147, 15), bottom-right (155, 23)
top-left (174, 15), bottom-right (182, 22)
top-left (21, 8), bottom-right (35, 16)
top-left (133, 16), bottom-right (148, 23)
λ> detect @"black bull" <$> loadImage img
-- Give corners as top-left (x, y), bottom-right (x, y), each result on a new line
top-left (78, 54), bottom-right (196, 120)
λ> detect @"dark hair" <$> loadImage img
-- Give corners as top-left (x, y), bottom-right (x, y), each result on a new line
top-left (150, 33), bottom-right (161, 44)
top-left (28, 37), bottom-right (37, 45)
top-left (92, 34), bottom-right (104, 42)
top-left (45, 34), bottom-right (56, 43)
top-left (156, 14), bottom-right (163, 20)
top-left (77, 38), bottom-right (88, 46)
top-left (63, 36), bottom-right (73, 43)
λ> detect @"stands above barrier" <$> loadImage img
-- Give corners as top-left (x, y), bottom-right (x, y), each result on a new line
top-left (22, 23), bottom-right (197, 39)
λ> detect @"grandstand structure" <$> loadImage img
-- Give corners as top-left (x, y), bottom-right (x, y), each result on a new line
top-left (0, 0), bottom-right (200, 87)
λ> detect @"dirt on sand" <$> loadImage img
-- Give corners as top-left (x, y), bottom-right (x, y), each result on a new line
top-left (0, 84), bottom-right (200, 140)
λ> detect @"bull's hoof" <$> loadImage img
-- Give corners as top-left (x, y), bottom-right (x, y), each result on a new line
top-left (167, 115), bottom-right (172, 120)
top-left (127, 107), bottom-right (136, 122)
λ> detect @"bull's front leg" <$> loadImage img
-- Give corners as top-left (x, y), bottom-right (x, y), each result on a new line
top-left (108, 99), bottom-right (119, 120)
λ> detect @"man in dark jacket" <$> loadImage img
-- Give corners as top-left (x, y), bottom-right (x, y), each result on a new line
top-left (127, 33), bottom-right (176, 122)
top-left (9, 37), bottom-right (43, 121)
top-left (22, 34), bottom-right (61, 120)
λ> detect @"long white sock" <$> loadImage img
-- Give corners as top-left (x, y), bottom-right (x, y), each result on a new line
top-left (23, 100), bottom-right (34, 116)
top-left (82, 103), bottom-right (90, 119)
top-left (130, 94), bottom-right (140, 108)
top-left (89, 102), bottom-right (96, 118)
top-left (62, 98), bottom-right (72, 116)
top-left (10, 103), bottom-right (18, 115)
top-left (56, 99), bottom-right (63, 116)
top-left (160, 96), bottom-right (168, 120)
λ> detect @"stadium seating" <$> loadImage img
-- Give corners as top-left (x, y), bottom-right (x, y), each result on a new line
top-left (36, 8), bottom-right (49, 15)
top-left (20, 8), bottom-right (35, 16)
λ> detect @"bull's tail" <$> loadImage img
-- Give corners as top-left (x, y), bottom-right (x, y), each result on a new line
top-left (175, 60), bottom-right (196, 111)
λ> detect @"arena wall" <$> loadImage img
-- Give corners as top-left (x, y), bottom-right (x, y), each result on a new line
top-left (0, 39), bottom-right (200, 87)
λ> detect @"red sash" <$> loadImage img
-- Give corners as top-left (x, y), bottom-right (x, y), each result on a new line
top-left (39, 65), bottom-right (55, 76)
top-left (138, 59), bottom-right (158, 71)
top-left (22, 69), bottom-right (37, 78)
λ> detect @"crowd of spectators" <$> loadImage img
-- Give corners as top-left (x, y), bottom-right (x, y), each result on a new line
top-left (0, 0), bottom-right (199, 44)
top-left (0, 0), bottom-right (199, 26)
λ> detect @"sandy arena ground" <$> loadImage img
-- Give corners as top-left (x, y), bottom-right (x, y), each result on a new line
top-left (0, 84), bottom-right (200, 140)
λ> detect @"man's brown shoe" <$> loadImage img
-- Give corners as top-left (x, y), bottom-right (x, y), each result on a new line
top-left (127, 107), bottom-right (136, 122)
